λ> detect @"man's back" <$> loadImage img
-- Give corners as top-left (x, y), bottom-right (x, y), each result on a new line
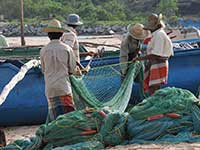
top-left (40, 40), bottom-right (77, 98)
top-left (61, 28), bottom-right (80, 62)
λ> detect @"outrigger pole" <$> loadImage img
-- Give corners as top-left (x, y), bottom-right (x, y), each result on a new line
top-left (20, 0), bottom-right (26, 45)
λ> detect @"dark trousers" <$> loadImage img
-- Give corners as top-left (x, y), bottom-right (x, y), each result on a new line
top-left (0, 129), bottom-right (6, 147)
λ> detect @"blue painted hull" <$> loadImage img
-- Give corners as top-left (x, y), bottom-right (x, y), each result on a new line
top-left (0, 39), bottom-right (200, 126)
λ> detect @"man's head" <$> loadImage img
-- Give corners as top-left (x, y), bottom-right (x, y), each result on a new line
top-left (43, 19), bottom-right (67, 40)
top-left (145, 13), bottom-right (165, 32)
top-left (47, 32), bottom-right (63, 40)
top-left (66, 14), bottom-right (83, 29)
top-left (128, 23), bottom-right (149, 40)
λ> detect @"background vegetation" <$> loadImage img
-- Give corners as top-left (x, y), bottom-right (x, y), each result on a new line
top-left (0, 0), bottom-right (182, 25)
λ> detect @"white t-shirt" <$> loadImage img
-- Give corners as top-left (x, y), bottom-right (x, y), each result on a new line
top-left (40, 40), bottom-right (77, 98)
top-left (147, 28), bottom-right (174, 57)
top-left (61, 27), bottom-right (80, 62)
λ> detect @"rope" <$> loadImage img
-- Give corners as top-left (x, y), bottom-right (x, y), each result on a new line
top-left (0, 59), bottom-right (40, 106)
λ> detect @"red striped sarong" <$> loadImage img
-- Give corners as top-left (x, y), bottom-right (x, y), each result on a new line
top-left (144, 60), bottom-right (168, 93)
top-left (46, 94), bottom-right (75, 123)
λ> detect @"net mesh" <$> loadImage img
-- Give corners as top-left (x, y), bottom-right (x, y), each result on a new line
top-left (71, 61), bottom-right (143, 112)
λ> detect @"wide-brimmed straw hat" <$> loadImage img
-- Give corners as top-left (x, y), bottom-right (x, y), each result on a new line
top-left (43, 19), bottom-right (68, 33)
top-left (66, 14), bottom-right (83, 26)
top-left (128, 23), bottom-right (149, 40)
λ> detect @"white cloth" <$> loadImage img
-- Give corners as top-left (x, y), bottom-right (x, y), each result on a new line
top-left (192, 27), bottom-right (200, 38)
top-left (147, 28), bottom-right (174, 57)
top-left (0, 35), bottom-right (9, 47)
top-left (40, 40), bottom-right (77, 98)
top-left (61, 27), bottom-right (80, 62)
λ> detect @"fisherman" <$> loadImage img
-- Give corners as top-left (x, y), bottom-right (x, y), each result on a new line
top-left (120, 23), bottom-right (149, 81)
top-left (61, 14), bottom-right (97, 64)
top-left (40, 19), bottom-right (81, 122)
top-left (133, 13), bottom-right (174, 95)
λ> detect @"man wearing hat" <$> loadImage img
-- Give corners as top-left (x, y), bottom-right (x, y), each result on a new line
top-left (120, 23), bottom-right (149, 81)
top-left (61, 14), bottom-right (96, 64)
top-left (40, 19), bottom-right (81, 122)
top-left (133, 13), bottom-right (174, 95)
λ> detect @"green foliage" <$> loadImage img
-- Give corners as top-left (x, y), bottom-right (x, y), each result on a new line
top-left (0, 0), bottom-right (179, 24)
top-left (76, 1), bottom-right (97, 22)
top-left (0, 0), bottom-right (20, 20)
top-left (156, 0), bottom-right (179, 20)
top-left (0, 0), bottom-right (128, 23)
top-left (100, 0), bottom-right (126, 21)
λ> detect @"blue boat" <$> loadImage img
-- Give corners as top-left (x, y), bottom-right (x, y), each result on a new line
top-left (0, 38), bottom-right (200, 126)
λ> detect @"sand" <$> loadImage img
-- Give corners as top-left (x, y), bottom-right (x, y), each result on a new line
top-left (2, 30), bottom-right (200, 149)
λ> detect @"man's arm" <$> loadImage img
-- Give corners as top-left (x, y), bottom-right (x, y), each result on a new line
top-left (80, 51), bottom-right (98, 57)
top-left (134, 54), bottom-right (168, 61)
top-left (120, 40), bottom-right (129, 75)
top-left (39, 49), bottom-right (45, 74)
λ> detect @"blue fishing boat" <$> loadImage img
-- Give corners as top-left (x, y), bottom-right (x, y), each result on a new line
top-left (0, 38), bottom-right (200, 126)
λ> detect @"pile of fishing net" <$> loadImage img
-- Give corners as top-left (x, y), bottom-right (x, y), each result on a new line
top-left (2, 87), bottom-right (200, 150)
top-left (128, 87), bottom-right (200, 144)
top-left (1, 108), bottom-right (127, 150)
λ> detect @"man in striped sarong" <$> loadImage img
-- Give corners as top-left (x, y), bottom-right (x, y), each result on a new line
top-left (40, 19), bottom-right (81, 123)
top-left (47, 95), bottom-right (75, 122)
top-left (133, 13), bottom-right (173, 95)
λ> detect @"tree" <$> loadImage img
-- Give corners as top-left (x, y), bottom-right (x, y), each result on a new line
top-left (76, 1), bottom-right (97, 22)
top-left (96, 6), bottom-right (112, 21)
top-left (101, 0), bottom-right (126, 21)
top-left (156, 0), bottom-right (178, 19)
top-left (0, 0), bottom-right (20, 19)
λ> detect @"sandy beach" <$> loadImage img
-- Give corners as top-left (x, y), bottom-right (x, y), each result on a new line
top-left (2, 31), bottom-right (200, 149)
top-left (6, 29), bottom-right (199, 48)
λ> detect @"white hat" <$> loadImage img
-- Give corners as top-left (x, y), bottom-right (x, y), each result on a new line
top-left (42, 19), bottom-right (69, 33)
top-left (128, 23), bottom-right (149, 40)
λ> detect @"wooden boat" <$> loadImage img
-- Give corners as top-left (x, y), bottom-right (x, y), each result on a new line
top-left (0, 38), bottom-right (199, 59)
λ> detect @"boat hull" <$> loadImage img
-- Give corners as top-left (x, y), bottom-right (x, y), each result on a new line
top-left (0, 40), bottom-right (200, 126)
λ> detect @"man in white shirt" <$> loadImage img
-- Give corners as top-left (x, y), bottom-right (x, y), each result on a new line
top-left (61, 14), bottom-right (96, 64)
top-left (134, 13), bottom-right (173, 95)
top-left (41, 19), bottom-right (81, 122)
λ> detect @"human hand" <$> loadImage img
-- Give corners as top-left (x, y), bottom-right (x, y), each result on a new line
top-left (132, 57), bottom-right (140, 62)
top-left (88, 51), bottom-right (98, 57)
top-left (75, 67), bottom-right (82, 76)
top-left (81, 65), bottom-right (91, 74)
top-left (85, 65), bottom-right (91, 72)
